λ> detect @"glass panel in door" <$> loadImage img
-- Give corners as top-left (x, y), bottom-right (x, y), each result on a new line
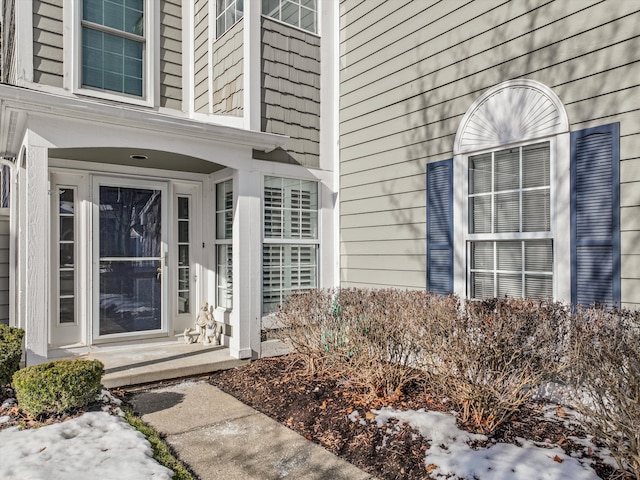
top-left (98, 185), bottom-right (163, 336)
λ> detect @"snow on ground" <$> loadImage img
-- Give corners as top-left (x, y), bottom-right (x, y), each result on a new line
top-left (0, 383), bottom-right (617, 480)
top-left (372, 407), bottom-right (606, 480)
top-left (0, 411), bottom-right (173, 480)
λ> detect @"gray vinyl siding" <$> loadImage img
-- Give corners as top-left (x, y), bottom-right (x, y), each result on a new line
top-left (160, 0), bottom-right (182, 110)
top-left (255, 17), bottom-right (320, 168)
top-left (212, 19), bottom-right (243, 115)
top-left (33, 0), bottom-right (63, 88)
top-left (339, 0), bottom-right (640, 308)
top-left (194, 0), bottom-right (209, 113)
top-left (0, 214), bottom-right (8, 325)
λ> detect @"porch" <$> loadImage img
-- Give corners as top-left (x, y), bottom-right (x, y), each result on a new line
top-left (58, 337), bottom-right (291, 388)
top-left (69, 340), bottom-right (250, 388)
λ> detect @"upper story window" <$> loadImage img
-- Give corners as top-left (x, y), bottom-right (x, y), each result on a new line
top-left (262, 0), bottom-right (317, 34)
top-left (216, 0), bottom-right (244, 38)
top-left (81, 0), bottom-right (145, 97)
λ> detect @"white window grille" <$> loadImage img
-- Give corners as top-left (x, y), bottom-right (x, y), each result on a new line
top-left (216, 180), bottom-right (233, 309)
top-left (216, 0), bottom-right (243, 38)
top-left (468, 141), bottom-right (553, 299)
top-left (262, 0), bottom-right (317, 34)
top-left (263, 176), bottom-right (318, 313)
top-left (81, 0), bottom-right (145, 97)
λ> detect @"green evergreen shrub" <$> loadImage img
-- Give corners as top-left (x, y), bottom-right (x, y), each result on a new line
top-left (12, 359), bottom-right (104, 416)
top-left (0, 324), bottom-right (24, 386)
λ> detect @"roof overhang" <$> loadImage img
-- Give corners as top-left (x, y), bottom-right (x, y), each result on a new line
top-left (0, 84), bottom-right (288, 158)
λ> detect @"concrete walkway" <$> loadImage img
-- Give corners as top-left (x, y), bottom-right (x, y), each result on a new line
top-left (129, 381), bottom-right (374, 480)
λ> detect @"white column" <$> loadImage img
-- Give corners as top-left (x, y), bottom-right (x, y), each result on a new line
top-left (230, 169), bottom-right (261, 359)
top-left (22, 132), bottom-right (51, 364)
top-left (319, 1), bottom-right (340, 289)
top-left (242, 0), bottom-right (261, 131)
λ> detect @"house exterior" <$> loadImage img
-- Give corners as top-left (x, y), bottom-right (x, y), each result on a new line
top-left (0, 0), bottom-right (339, 364)
top-left (2, 0), bottom-right (639, 366)
top-left (339, 0), bottom-right (640, 310)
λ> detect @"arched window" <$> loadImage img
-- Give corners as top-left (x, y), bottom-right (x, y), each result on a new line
top-left (427, 79), bottom-right (620, 305)
top-left (453, 80), bottom-right (571, 301)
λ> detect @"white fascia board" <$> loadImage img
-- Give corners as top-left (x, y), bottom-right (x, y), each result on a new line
top-left (0, 85), bottom-right (287, 157)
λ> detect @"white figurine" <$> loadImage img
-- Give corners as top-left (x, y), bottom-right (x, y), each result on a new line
top-left (195, 301), bottom-right (212, 343)
top-left (183, 301), bottom-right (223, 345)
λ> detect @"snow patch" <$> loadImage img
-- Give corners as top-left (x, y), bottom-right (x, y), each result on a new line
top-left (372, 407), bottom-right (601, 480)
top-left (0, 411), bottom-right (173, 480)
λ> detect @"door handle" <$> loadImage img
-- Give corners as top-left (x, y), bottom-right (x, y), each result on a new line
top-left (156, 267), bottom-right (162, 280)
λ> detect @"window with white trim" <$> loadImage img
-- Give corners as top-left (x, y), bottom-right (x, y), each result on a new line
top-left (216, 180), bottom-right (233, 309)
top-left (468, 141), bottom-right (553, 299)
top-left (216, 0), bottom-right (243, 38)
top-left (58, 187), bottom-right (77, 324)
top-left (81, 0), bottom-right (145, 97)
top-left (262, 0), bottom-right (317, 34)
top-left (263, 176), bottom-right (318, 314)
top-left (177, 196), bottom-right (191, 314)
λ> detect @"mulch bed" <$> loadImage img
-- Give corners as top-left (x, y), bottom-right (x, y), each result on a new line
top-left (207, 354), bottom-right (621, 480)
top-left (0, 355), bottom-right (624, 479)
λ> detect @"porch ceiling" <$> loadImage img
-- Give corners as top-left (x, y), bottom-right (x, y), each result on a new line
top-left (50, 147), bottom-right (225, 174)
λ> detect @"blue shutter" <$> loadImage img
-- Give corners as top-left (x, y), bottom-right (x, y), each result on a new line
top-left (427, 159), bottom-right (453, 295)
top-left (570, 123), bottom-right (621, 307)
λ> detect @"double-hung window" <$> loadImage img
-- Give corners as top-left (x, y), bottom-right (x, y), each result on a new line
top-left (263, 177), bottom-right (318, 314)
top-left (81, 0), bottom-right (145, 97)
top-left (262, 0), bottom-right (317, 34)
top-left (468, 141), bottom-right (553, 299)
top-left (216, 0), bottom-right (244, 38)
top-left (216, 180), bottom-right (233, 310)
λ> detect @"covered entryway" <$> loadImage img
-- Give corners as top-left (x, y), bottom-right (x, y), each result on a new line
top-left (0, 85), bottom-right (287, 365)
top-left (48, 159), bottom-right (210, 350)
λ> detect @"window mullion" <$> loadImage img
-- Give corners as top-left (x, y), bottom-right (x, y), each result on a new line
top-left (493, 241), bottom-right (500, 298)
top-left (521, 240), bottom-right (525, 298)
top-left (491, 152), bottom-right (495, 235)
top-left (519, 146), bottom-right (523, 233)
top-left (81, 20), bottom-right (145, 42)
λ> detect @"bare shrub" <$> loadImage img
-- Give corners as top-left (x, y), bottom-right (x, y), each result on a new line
top-left (276, 290), bottom-right (569, 434)
top-left (341, 289), bottom-right (439, 399)
top-left (272, 289), bottom-right (338, 373)
top-left (567, 307), bottom-right (640, 478)
top-left (427, 298), bottom-right (569, 434)
top-left (276, 288), bottom-right (454, 400)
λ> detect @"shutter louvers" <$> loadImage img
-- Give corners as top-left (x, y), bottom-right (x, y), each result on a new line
top-left (570, 123), bottom-right (621, 307)
top-left (427, 159), bottom-right (454, 295)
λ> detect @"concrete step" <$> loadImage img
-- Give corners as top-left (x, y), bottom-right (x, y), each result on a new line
top-left (75, 342), bottom-right (248, 388)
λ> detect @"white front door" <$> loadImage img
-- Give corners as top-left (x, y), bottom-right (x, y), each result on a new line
top-left (93, 177), bottom-right (168, 340)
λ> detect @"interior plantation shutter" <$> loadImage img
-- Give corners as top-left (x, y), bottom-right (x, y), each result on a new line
top-left (570, 123), bottom-right (621, 307)
top-left (426, 159), bottom-right (453, 295)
